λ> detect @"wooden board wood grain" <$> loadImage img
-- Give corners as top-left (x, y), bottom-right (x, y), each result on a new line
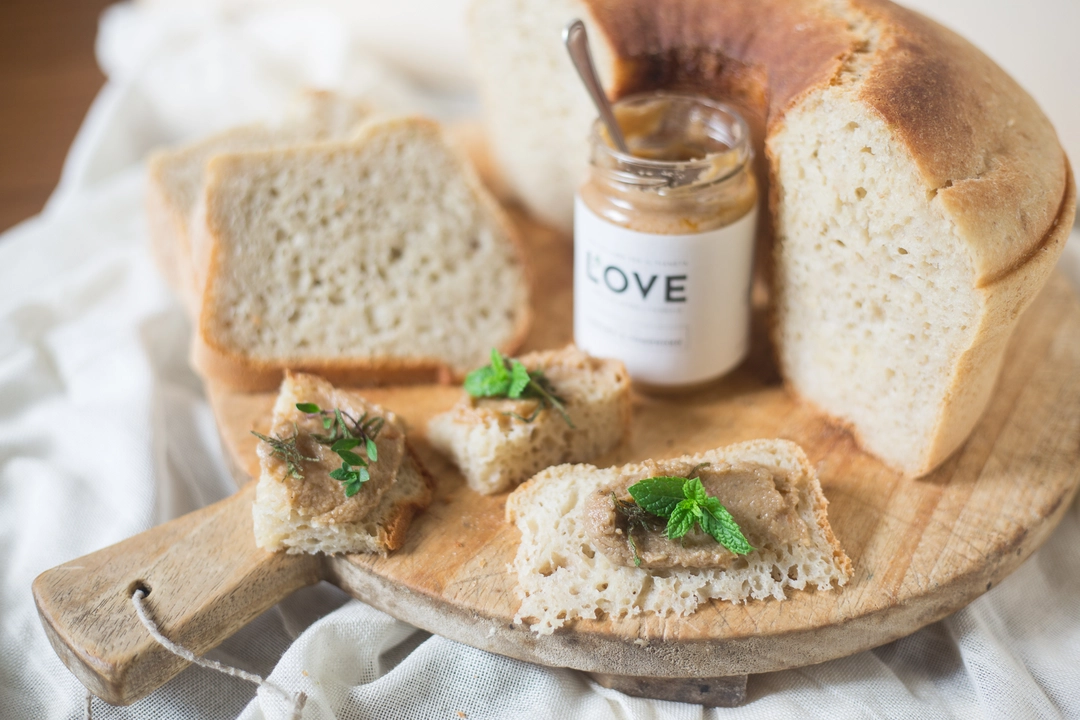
top-left (209, 210), bottom-right (1080, 676)
top-left (33, 209), bottom-right (1080, 704)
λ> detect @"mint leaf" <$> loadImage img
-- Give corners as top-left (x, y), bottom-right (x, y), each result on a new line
top-left (623, 471), bottom-right (753, 556)
top-left (700, 499), bottom-right (754, 555)
top-left (667, 500), bottom-right (696, 539)
top-left (684, 476), bottom-right (708, 504)
top-left (296, 402), bottom-right (321, 414)
top-left (365, 437), bottom-right (378, 462)
top-left (464, 365), bottom-right (512, 397)
top-left (463, 348), bottom-right (574, 428)
top-left (490, 348), bottom-right (510, 382)
top-left (329, 467), bottom-right (348, 481)
top-left (508, 360), bottom-right (531, 398)
top-left (628, 477), bottom-right (686, 518)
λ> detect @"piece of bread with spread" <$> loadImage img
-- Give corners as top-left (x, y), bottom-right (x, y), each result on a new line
top-left (190, 115), bottom-right (531, 392)
top-left (469, 0), bottom-right (1076, 478)
top-left (506, 439), bottom-right (852, 635)
top-left (428, 345), bottom-right (631, 495)
top-left (147, 91), bottom-right (373, 316)
top-left (252, 372), bottom-right (433, 555)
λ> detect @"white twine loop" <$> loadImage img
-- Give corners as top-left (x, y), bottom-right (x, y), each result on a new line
top-left (85, 589), bottom-right (307, 719)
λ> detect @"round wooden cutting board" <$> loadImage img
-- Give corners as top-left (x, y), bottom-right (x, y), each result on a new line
top-left (33, 209), bottom-right (1080, 707)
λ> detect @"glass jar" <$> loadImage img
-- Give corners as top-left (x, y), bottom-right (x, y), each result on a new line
top-left (573, 93), bottom-right (758, 391)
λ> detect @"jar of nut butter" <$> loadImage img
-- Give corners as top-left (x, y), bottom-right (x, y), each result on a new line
top-left (574, 93), bottom-right (758, 391)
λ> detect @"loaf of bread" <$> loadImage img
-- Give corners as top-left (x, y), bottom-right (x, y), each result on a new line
top-left (252, 372), bottom-right (433, 555)
top-left (506, 439), bottom-right (852, 634)
top-left (470, 0), bottom-right (1075, 477)
top-left (147, 91), bottom-right (372, 315)
top-left (191, 115), bottom-right (531, 392)
top-left (427, 345), bottom-right (630, 495)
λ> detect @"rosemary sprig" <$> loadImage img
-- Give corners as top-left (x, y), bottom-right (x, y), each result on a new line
top-left (464, 348), bottom-right (574, 428)
top-left (611, 492), bottom-right (665, 567)
top-left (251, 423), bottom-right (317, 480)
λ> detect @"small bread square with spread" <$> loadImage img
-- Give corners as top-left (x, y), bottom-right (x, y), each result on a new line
top-left (428, 345), bottom-right (630, 495)
top-left (252, 372), bottom-right (432, 555)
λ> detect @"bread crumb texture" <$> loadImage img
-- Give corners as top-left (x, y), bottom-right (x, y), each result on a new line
top-left (202, 116), bottom-right (528, 374)
top-left (428, 346), bottom-right (630, 495)
top-left (770, 17), bottom-right (978, 476)
top-left (506, 440), bottom-right (851, 635)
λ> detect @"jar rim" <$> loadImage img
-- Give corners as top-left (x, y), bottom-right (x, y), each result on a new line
top-left (589, 92), bottom-right (752, 182)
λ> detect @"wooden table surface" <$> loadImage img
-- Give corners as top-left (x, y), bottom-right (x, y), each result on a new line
top-left (0, 0), bottom-right (114, 234)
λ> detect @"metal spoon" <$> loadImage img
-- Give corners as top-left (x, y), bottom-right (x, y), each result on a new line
top-left (563, 19), bottom-right (630, 154)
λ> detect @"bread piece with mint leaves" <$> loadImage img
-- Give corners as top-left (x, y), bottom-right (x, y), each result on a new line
top-left (427, 345), bottom-right (630, 495)
top-left (252, 371), bottom-right (433, 555)
top-left (506, 439), bottom-right (852, 635)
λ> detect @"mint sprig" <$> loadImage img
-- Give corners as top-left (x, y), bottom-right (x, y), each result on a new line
top-left (464, 348), bottom-right (574, 428)
top-left (626, 470), bottom-right (753, 556)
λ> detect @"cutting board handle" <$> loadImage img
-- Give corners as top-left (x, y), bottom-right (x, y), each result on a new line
top-left (32, 483), bottom-right (324, 706)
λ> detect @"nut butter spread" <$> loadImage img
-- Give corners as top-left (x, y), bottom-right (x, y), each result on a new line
top-left (579, 98), bottom-right (758, 235)
top-left (583, 462), bottom-right (809, 570)
top-left (262, 389), bottom-right (405, 525)
top-left (471, 397), bottom-right (543, 428)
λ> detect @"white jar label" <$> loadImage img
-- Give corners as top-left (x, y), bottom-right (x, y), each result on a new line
top-left (573, 195), bottom-right (757, 386)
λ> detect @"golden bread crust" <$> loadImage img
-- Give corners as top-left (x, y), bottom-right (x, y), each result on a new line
top-left (581, 0), bottom-right (1070, 287)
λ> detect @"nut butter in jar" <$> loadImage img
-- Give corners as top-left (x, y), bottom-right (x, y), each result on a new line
top-left (573, 93), bottom-right (758, 391)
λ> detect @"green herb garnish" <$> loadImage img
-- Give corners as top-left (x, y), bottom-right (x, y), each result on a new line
top-left (251, 403), bottom-right (384, 497)
top-left (464, 348), bottom-right (574, 428)
top-left (300, 403), bottom-right (384, 497)
top-left (618, 466), bottom-right (753, 560)
top-left (610, 492), bottom-right (665, 567)
top-left (251, 424), bottom-right (317, 480)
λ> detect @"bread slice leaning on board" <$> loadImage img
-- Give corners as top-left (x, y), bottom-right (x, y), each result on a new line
top-left (469, 0), bottom-right (1076, 477)
top-left (147, 91), bottom-right (374, 316)
top-left (506, 439), bottom-right (853, 635)
top-left (190, 115), bottom-right (531, 392)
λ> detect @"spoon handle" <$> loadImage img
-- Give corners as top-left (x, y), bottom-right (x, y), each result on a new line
top-left (563, 20), bottom-right (630, 154)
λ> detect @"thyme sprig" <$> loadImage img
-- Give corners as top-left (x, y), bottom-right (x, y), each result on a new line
top-left (297, 402), bottom-right (384, 497)
top-left (464, 348), bottom-right (574, 428)
top-left (251, 403), bottom-right (385, 497)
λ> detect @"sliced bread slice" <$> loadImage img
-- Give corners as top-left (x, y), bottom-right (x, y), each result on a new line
top-left (427, 345), bottom-right (630, 495)
top-left (252, 371), bottom-right (433, 555)
top-left (505, 439), bottom-right (852, 635)
top-left (147, 91), bottom-right (372, 315)
top-left (192, 115), bottom-right (531, 392)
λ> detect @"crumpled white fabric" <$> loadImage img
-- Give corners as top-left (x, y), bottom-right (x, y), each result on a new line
top-left (2, 2), bottom-right (1078, 719)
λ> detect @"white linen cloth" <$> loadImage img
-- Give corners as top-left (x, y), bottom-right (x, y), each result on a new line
top-left (2, 3), bottom-right (1079, 718)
